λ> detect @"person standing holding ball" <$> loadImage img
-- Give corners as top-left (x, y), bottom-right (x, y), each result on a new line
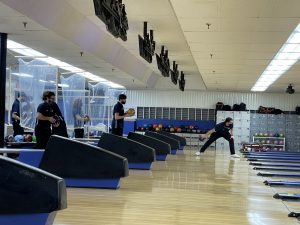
top-left (35, 91), bottom-right (57, 149)
top-left (196, 117), bottom-right (240, 158)
top-left (111, 94), bottom-right (133, 136)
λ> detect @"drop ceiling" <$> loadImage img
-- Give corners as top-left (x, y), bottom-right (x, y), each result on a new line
top-left (1, 0), bottom-right (300, 92)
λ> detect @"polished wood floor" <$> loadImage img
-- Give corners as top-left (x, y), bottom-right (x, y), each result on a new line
top-left (54, 148), bottom-right (300, 225)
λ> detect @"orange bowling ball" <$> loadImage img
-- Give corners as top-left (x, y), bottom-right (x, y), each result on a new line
top-left (127, 108), bottom-right (135, 116)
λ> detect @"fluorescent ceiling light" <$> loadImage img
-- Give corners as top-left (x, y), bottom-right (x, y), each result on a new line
top-left (7, 40), bottom-right (125, 89)
top-left (7, 40), bottom-right (46, 58)
top-left (57, 83), bottom-right (69, 88)
top-left (252, 23), bottom-right (300, 92)
top-left (11, 72), bottom-right (33, 78)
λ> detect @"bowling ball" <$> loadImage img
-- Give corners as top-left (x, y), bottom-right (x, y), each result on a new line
top-left (14, 135), bottom-right (24, 143)
top-left (264, 133), bottom-right (268, 137)
top-left (273, 147), bottom-right (278, 151)
top-left (199, 134), bottom-right (206, 142)
top-left (52, 115), bottom-right (60, 128)
top-left (189, 125), bottom-right (194, 130)
top-left (279, 133), bottom-right (284, 137)
top-left (259, 133), bottom-right (263, 137)
top-left (24, 134), bottom-right (32, 142)
top-left (273, 140), bottom-right (279, 145)
top-left (144, 124), bottom-right (148, 128)
top-left (84, 115), bottom-right (90, 122)
top-left (170, 128), bottom-right (175, 132)
top-left (127, 108), bottom-right (135, 116)
top-left (266, 140), bottom-right (270, 144)
top-left (32, 135), bottom-right (37, 143)
top-left (192, 129), bottom-right (197, 133)
top-left (279, 141), bottom-right (284, 145)
top-left (254, 133), bottom-right (258, 137)
top-left (158, 124), bottom-right (163, 129)
top-left (7, 135), bottom-right (15, 142)
top-left (153, 124), bottom-right (157, 129)
top-left (155, 127), bottom-right (160, 131)
top-left (177, 128), bottom-right (181, 133)
top-left (141, 127), bottom-right (145, 131)
top-left (165, 128), bottom-right (170, 132)
top-left (168, 125), bottom-right (172, 128)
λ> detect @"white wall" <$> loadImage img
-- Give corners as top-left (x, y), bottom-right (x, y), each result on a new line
top-left (126, 90), bottom-right (300, 111)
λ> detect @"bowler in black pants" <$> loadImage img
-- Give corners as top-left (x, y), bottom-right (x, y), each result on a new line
top-left (196, 117), bottom-right (240, 158)
top-left (111, 94), bottom-right (132, 136)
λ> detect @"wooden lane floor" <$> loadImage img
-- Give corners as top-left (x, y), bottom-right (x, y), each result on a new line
top-left (54, 149), bottom-right (298, 225)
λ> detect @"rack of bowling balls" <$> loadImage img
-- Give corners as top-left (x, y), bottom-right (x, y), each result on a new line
top-left (253, 132), bottom-right (285, 151)
top-left (136, 124), bottom-right (206, 134)
top-left (4, 133), bottom-right (36, 148)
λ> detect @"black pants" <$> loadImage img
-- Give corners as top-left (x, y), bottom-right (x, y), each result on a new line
top-left (13, 122), bottom-right (24, 136)
top-left (200, 132), bottom-right (235, 155)
top-left (35, 125), bottom-right (51, 149)
top-left (74, 128), bottom-right (84, 138)
top-left (112, 128), bottom-right (123, 136)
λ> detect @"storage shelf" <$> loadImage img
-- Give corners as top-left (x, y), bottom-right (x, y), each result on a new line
top-left (261, 144), bottom-right (285, 147)
top-left (253, 136), bottom-right (285, 150)
top-left (253, 137), bottom-right (285, 139)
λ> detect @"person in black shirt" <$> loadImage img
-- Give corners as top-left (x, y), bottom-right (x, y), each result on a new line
top-left (195, 117), bottom-right (240, 158)
top-left (11, 92), bottom-right (27, 136)
top-left (34, 91), bottom-right (56, 149)
top-left (72, 98), bottom-right (90, 138)
top-left (111, 94), bottom-right (131, 136)
top-left (49, 94), bottom-right (69, 138)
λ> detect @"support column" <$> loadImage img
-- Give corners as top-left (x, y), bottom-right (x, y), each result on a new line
top-left (0, 33), bottom-right (7, 148)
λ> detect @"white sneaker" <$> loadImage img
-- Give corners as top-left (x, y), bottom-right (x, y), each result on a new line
top-left (230, 154), bottom-right (240, 158)
top-left (195, 151), bottom-right (203, 156)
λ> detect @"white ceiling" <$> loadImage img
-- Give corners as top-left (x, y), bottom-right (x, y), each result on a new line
top-left (1, 0), bottom-right (300, 92)
top-left (170, 0), bottom-right (300, 92)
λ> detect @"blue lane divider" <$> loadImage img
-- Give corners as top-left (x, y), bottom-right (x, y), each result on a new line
top-left (248, 156), bottom-right (300, 160)
top-left (156, 154), bottom-right (167, 161)
top-left (65, 178), bottom-right (121, 189)
top-left (171, 149), bottom-right (177, 155)
top-left (258, 172), bottom-right (300, 177)
top-left (0, 212), bottom-right (56, 225)
top-left (128, 162), bottom-right (152, 170)
top-left (18, 150), bottom-right (44, 167)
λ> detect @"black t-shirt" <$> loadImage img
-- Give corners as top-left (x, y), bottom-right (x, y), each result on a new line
top-left (36, 102), bottom-right (54, 128)
top-left (11, 99), bottom-right (20, 124)
top-left (215, 122), bottom-right (233, 134)
top-left (112, 102), bottom-right (124, 129)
